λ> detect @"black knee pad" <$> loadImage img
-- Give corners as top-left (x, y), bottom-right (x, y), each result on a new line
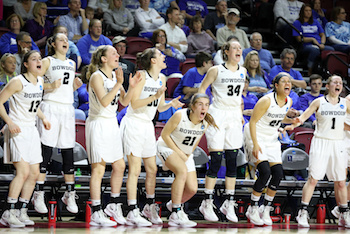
top-left (268, 164), bottom-right (284, 191)
top-left (61, 148), bottom-right (74, 174)
top-left (206, 151), bottom-right (223, 178)
top-left (40, 144), bottom-right (53, 173)
top-left (253, 161), bottom-right (271, 193)
top-left (225, 149), bottom-right (238, 178)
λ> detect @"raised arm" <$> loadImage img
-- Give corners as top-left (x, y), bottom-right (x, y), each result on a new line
top-left (198, 66), bottom-right (218, 93)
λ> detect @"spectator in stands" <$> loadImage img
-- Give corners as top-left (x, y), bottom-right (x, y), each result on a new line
top-left (269, 48), bottom-right (307, 89)
top-left (112, 35), bottom-right (135, 91)
top-left (293, 4), bottom-right (334, 76)
top-left (104, 0), bottom-right (137, 37)
top-left (0, 14), bottom-right (39, 55)
top-left (216, 8), bottom-right (249, 49)
top-left (203, 0), bottom-right (227, 41)
top-left (273, 0), bottom-right (303, 44)
top-left (299, 74), bottom-right (323, 128)
top-left (135, 0), bottom-right (165, 39)
top-left (177, 12), bottom-right (190, 37)
top-left (49, 25), bottom-right (82, 69)
top-left (77, 19), bottom-right (112, 66)
top-left (77, 65), bottom-right (89, 117)
top-left (0, 53), bottom-right (17, 84)
top-left (178, 0), bottom-right (208, 20)
top-left (14, 32), bottom-right (34, 75)
top-left (150, 0), bottom-right (178, 17)
top-left (87, 0), bottom-right (109, 19)
top-left (14, 0), bottom-right (35, 22)
top-left (123, 0), bottom-right (140, 15)
top-left (84, 6), bottom-right (95, 20)
top-left (325, 6), bottom-right (350, 54)
top-left (213, 35), bottom-right (243, 65)
top-left (186, 15), bottom-right (215, 58)
top-left (152, 29), bottom-right (185, 79)
top-left (173, 51), bottom-right (212, 103)
top-left (311, 0), bottom-right (328, 29)
top-left (24, 2), bottom-right (55, 49)
top-left (58, 0), bottom-right (89, 43)
top-left (242, 77), bottom-right (258, 121)
top-left (243, 32), bottom-right (275, 74)
top-left (243, 50), bottom-right (269, 98)
top-left (159, 6), bottom-right (188, 53)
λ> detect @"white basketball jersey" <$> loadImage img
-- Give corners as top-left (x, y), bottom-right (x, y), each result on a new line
top-left (9, 75), bottom-right (43, 124)
top-left (43, 56), bottom-right (75, 104)
top-left (168, 109), bottom-right (208, 155)
top-left (255, 92), bottom-right (291, 141)
top-left (126, 71), bottom-right (162, 121)
top-left (314, 96), bottom-right (347, 140)
top-left (89, 70), bottom-right (120, 118)
top-left (211, 64), bottom-right (246, 109)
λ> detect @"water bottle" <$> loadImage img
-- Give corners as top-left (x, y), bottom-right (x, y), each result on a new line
top-left (317, 203), bottom-right (326, 223)
top-left (48, 199), bottom-right (57, 223)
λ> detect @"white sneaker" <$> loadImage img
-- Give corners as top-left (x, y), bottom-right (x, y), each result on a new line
top-left (245, 205), bottom-right (264, 226)
top-left (17, 208), bottom-right (34, 226)
top-left (0, 209), bottom-right (25, 228)
top-left (296, 209), bottom-right (310, 228)
top-left (90, 210), bottom-right (117, 227)
top-left (199, 199), bottom-right (219, 222)
top-left (332, 206), bottom-right (340, 219)
top-left (220, 199), bottom-right (238, 222)
top-left (31, 191), bottom-right (48, 214)
top-left (258, 205), bottom-right (273, 226)
top-left (339, 211), bottom-right (350, 228)
top-left (166, 201), bottom-right (172, 212)
top-left (168, 209), bottom-right (197, 228)
top-left (126, 208), bottom-right (152, 226)
top-left (104, 203), bottom-right (126, 225)
top-left (142, 203), bottom-right (163, 225)
top-left (61, 191), bottom-right (78, 214)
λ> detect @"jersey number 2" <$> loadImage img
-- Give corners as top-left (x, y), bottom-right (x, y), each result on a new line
top-left (227, 85), bottom-right (241, 96)
top-left (63, 72), bottom-right (69, 85)
top-left (29, 100), bottom-right (40, 112)
top-left (182, 136), bottom-right (197, 146)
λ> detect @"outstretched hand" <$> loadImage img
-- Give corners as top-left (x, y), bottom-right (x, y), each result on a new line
top-left (171, 96), bottom-right (184, 109)
top-left (74, 77), bottom-right (83, 89)
top-left (115, 67), bottom-right (124, 85)
top-left (155, 86), bottom-right (167, 99)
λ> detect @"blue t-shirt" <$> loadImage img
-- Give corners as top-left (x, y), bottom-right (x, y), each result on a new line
top-left (289, 90), bottom-right (300, 110)
top-left (0, 31), bottom-right (39, 55)
top-left (77, 34), bottom-right (112, 65)
top-left (312, 9), bottom-right (327, 29)
top-left (178, 0), bottom-right (208, 18)
top-left (242, 92), bottom-right (258, 121)
top-left (173, 67), bottom-right (204, 101)
top-left (325, 21), bottom-right (350, 44)
top-left (150, 0), bottom-right (174, 14)
top-left (299, 92), bottom-right (323, 122)
top-left (268, 65), bottom-right (303, 85)
top-left (293, 20), bottom-right (324, 45)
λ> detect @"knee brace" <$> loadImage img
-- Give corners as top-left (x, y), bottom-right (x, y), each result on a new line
top-left (253, 161), bottom-right (271, 193)
top-left (61, 148), bottom-right (74, 174)
top-left (268, 164), bottom-right (284, 191)
top-left (206, 151), bottom-right (223, 178)
top-left (225, 149), bottom-right (238, 178)
top-left (40, 144), bottom-right (53, 173)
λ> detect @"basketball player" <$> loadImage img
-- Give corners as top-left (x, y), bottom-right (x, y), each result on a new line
top-left (85, 45), bottom-right (141, 226)
top-left (32, 33), bottom-right (83, 214)
top-left (198, 40), bottom-right (246, 222)
top-left (286, 75), bottom-right (350, 228)
top-left (244, 72), bottom-right (296, 225)
top-left (0, 51), bottom-right (51, 227)
top-left (120, 48), bottom-right (183, 226)
top-left (157, 93), bottom-right (217, 227)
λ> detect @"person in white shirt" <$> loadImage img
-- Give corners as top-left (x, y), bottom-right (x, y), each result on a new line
top-left (159, 6), bottom-right (188, 53)
top-left (135, 0), bottom-right (165, 39)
